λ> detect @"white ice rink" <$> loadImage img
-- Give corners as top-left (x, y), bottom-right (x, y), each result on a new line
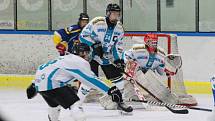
top-left (0, 90), bottom-right (214, 121)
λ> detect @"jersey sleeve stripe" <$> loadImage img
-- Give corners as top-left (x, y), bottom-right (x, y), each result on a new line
top-left (113, 45), bottom-right (120, 60)
top-left (79, 35), bottom-right (94, 46)
top-left (65, 69), bottom-right (110, 93)
top-left (47, 68), bottom-right (60, 90)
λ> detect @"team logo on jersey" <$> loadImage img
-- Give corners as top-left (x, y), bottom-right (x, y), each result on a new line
top-left (137, 56), bottom-right (148, 60)
top-left (41, 73), bottom-right (46, 80)
top-left (114, 32), bottom-right (120, 36)
top-left (67, 26), bottom-right (73, 33)
top-left (81, 87), bottom-right (90, 95)
top-left (97, 28), bottom-right (106, 32)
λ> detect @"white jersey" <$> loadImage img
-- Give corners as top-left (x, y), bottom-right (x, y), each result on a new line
top-left (80, 16), bottom-right (124, 65)
top-left (124, 44), bottom-right (165, 75)
top-left (34, 54), bottom-right (110, 93)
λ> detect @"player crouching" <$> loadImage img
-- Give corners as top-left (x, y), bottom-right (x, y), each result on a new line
top-left (123, 33), bottom-right (197, 106)
top-left (26, 43), bottom-right (133, 121)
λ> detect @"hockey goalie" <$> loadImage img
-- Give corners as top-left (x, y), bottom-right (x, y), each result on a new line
top-left (122, 33), bottom-right (197, 107)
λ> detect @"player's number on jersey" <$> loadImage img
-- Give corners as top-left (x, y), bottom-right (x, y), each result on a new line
top-left (39, 60), bottom-right (58, 70)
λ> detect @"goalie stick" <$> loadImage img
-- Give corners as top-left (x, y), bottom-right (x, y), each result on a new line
top-left (130, 99), bottom-right (212, 112)
top-left (121, 70), bottom-right (189, 114)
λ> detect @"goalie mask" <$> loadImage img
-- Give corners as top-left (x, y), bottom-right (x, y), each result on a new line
top-left (144, 34), bottom-right (158, 54)
top-left (72, 43), bottom-right (92, 61)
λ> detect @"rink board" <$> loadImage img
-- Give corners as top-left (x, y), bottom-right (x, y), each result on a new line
top-left (0, 75), bottom-right (212, 94)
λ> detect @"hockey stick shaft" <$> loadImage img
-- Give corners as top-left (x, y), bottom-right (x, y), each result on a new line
top-left (122, 71), bottom-right (189, 114)
top-left (130, 99), bottom-right (212, 112)
top-left (134, 79), bottom-right (188, 114)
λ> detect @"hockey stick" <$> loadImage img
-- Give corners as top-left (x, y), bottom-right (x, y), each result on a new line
top-left (121, 70), bottom-right (189, 114)
top-left (130, 99), bottom-right (212, 112)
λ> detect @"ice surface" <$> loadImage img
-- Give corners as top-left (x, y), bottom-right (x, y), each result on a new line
top-left (0, 90), bottom-right (213, 121)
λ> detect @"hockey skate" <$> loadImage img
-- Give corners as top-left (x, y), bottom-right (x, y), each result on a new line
top-left (70, 101), bottom-right (86, 121)
top-left (117, 102), bottom-right (133, 115)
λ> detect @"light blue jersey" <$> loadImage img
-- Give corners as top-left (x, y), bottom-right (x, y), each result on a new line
top-left (34, 54), bottom-right (110, 93)
top-left (211, 76), bottom-right (215, 106)
top-left (80, 16), bottom-right (124, 65)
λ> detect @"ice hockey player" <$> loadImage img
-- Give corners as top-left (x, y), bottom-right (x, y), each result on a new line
top-left (77, 3), bottom-right (128, 110)
top-left (124, 33), bottom-right (176, 77)
top-left (123, 33), bottom-right (180, 104)
top-left (26, 43), bottom-right (133, 121)
top-left (208, 76), bottom-right (215, 121)
top-left (53, 13), bottom-right (89, 56)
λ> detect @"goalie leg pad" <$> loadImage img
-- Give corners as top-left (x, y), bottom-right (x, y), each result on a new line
top-left (135, 70), bottom-right (180, 104)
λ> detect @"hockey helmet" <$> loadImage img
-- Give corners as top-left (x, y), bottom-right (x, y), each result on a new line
top-left (72, 43), bottom-right (91, 61)
top-left (79, 13), bottom-right (89, 21)
top-left (106, 3), bottom-right (121, 14)
top-left (144, 34), bottom-right (158, 53)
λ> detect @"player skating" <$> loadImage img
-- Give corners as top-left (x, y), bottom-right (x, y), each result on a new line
top-left (208, 76), bottom-right (215, 121)
top-left (77, 3), bottom-right (129, 110)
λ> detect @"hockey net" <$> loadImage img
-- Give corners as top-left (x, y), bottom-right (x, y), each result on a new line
top-left (123, 33), bottom-right (197, 106)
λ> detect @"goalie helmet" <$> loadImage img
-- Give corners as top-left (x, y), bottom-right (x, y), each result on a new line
top-left (72, 43), bottom-right (91, 61)
top-left (144, 34), bottom-right (158, 53)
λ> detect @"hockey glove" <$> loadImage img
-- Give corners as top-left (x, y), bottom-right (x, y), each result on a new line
top-left (108, 86), bottom-right (123, 103)
top-left (56, 42), bottom-right (67, 56)
top-left (114, 59), bottom-right (125, 73)
top-left (26, 83), bottom-right (37, 99)
top-left (91, 42), bottom-right (103, 58)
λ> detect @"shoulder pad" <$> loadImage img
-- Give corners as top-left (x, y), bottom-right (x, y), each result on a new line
top-left (71, 25), bottom-right (80, 30)
top-left (117, 21), bottom-right (123, 26)
top-left (132, 44), bottom-right (146, 50)
top-left (92, 17), bottom-right (105, 25)
top-left (116, 21), bottom-right (124, 31)
top-left (65, 25), bottom-right (81, 34)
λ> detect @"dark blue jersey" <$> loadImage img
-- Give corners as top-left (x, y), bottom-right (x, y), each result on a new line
top-left (56, 24), bottom-right (81, 53)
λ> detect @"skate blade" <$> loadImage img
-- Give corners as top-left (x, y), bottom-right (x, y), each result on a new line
top-left (118, 110), bottom-right (133, 116)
